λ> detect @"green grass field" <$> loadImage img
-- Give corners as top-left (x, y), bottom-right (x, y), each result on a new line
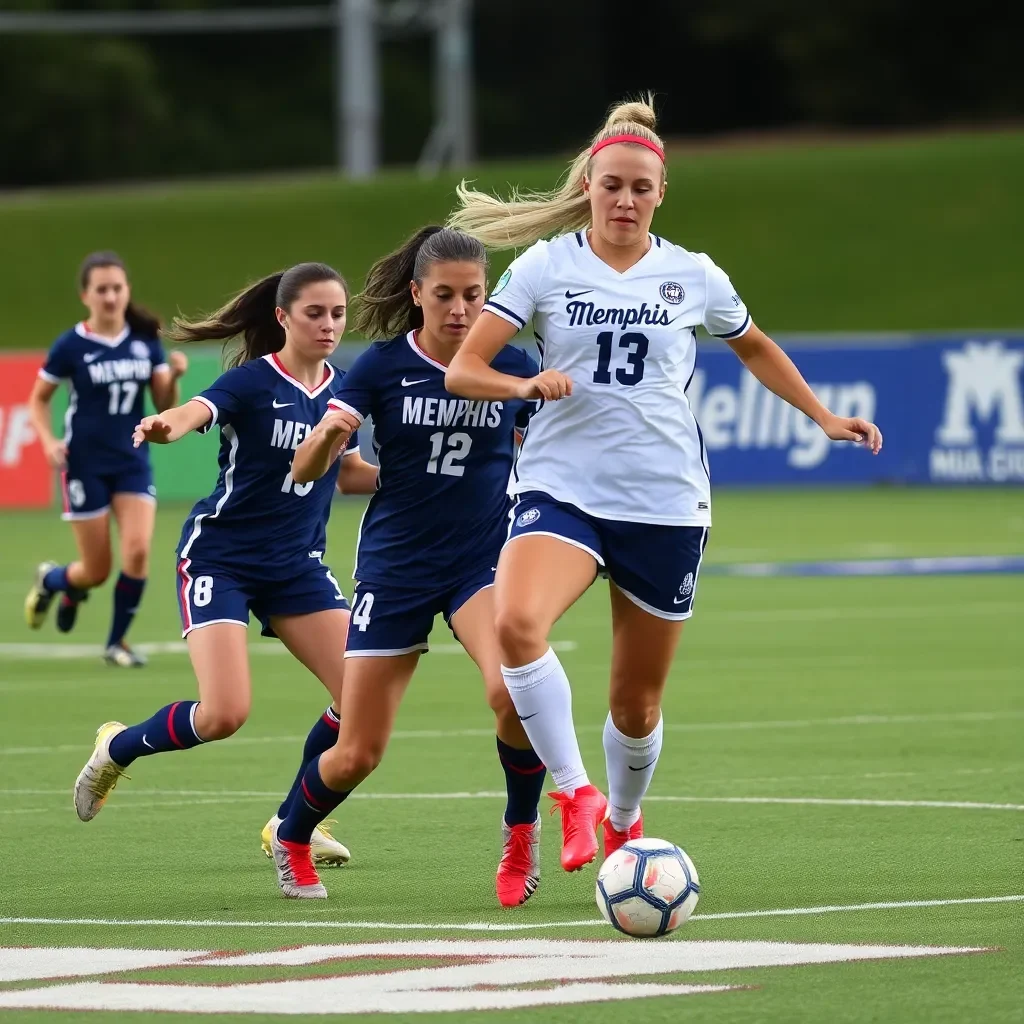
top-left (2, 130), bottom-right (1023, 347)
top-left (0, 488), bottom-right (1021, 1022)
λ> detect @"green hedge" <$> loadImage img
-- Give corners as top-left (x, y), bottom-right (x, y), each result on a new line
top-left (3, 130), bottom-right (1022, 350)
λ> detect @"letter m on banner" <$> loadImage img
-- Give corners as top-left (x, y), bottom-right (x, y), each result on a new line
top-left (936, 341), bottom-right (1024, 445)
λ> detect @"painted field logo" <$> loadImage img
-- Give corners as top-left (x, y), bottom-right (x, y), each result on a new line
top-left (0, 939), bottom-right (988, 1015)
top-left (931, 340), bottom-right (1024, 482)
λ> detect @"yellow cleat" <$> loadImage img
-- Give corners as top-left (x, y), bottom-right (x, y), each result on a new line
top-left (262, 815), bottom-right (351, 867)
top-left (73, 722), bottom-right (129, 822)
top-left (24, 561), bottom-right (58, 629)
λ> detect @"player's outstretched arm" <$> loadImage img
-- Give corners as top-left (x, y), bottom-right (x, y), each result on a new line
top-left (447, 312), bottom-right (533, 400)
top-left (337, 452), bottom-right (379, 495)
top-left (292, 409), bottom-right (360, 484)
top-left (726, 323), bottom-right (883, 454)
top-left (132, 399), bottom-right (212, 448)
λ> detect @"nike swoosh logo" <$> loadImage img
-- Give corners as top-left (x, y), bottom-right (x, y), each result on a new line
top-left (564, 289), bottom-right (593, 300)
top-left (518, 713), bottom-right (538, 721)
top-left (272, 400), bottom-right (294, 408)
top-left (83, 352), bottom-right (103, 363)
top-left (401, 377), bottom-right (431, 387)
top-left (142, 734), bottom-right (155, 750)
top-left (628, 759), bottom-right (657, 772)
top-left (672, 596), bottom-right (689, 605)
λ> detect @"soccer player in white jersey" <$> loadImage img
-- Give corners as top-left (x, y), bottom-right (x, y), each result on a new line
top-left (445, 97), bottom-right (883, 873)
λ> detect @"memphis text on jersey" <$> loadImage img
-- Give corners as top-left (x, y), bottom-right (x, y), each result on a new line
top-left (565, 299), bottom-right (674, 329)
top-left (402, 397), bottom-right (504, 429)
top-left (85, 354), bottom-right (153, 385)
top-left (270, 418), bottom-right (315, 450)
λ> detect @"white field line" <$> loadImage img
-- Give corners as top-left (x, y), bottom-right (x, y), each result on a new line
top-left (2, 709), bottom-right (1020, 758)
top-left (571, 601), bottom-right (1024, 628)
top-left (2, 790), bottom-right (1021, 814)
top-left (0, 895), bottom-right (1020, 932)
top-left (0, 639), bottom-right (578, 661)
top-left (1, 599), bottom-right (1021, 660)
top-left (6, 763), bottom-right (1019, 797)
top-left (5, 664), bottom-right (1021, 694)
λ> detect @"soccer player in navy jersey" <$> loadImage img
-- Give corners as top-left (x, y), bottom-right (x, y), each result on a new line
top-left (73, 263), bottom-right (377, 871)
top-left (25, 252), bottom-right (188, 666)
top-left (264, 228), bottom-right (548, 905)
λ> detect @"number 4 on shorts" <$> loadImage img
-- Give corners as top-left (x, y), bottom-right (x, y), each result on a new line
top-left (352, 592), bottom-right (374, 632)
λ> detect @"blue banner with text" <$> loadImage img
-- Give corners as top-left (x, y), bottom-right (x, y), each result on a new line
top-left (686, 336), bottom-right (1024, 485)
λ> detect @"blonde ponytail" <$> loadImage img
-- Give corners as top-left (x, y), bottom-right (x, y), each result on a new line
top-left (448, 95), bottom-right (664, 251)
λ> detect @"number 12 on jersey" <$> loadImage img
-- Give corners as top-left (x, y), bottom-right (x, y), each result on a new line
top-left (426, 431), bottom-right (472, 477)
top-left (593, 332), bottom-right (649, 386)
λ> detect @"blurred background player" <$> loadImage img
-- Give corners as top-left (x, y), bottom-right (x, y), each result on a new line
top-left (444, 98), bottom-right (883, 873)
top-left (72, 263), bottom-right (377, 875)
top-left (24, 251), bottom-right (187, 666)
top-left (264, 227), bottom-right (547, 905)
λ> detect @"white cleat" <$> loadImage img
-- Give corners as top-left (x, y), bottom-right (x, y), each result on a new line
top-left (268, 818), bottom-right (328, 899)
top-left (74, 722), bottom-right (129, 822)
top-left (262, 815), bottom-right (351, 867)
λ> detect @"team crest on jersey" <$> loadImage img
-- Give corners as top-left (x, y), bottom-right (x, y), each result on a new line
top-left (516, 507), bottom-right (541, 528)
top-left (131, 340), bottom-right (150, 359)
top-left (679, 572), bottom-right (694, 598)
top-left (491, 268), bottom-right (512, 297)
top-left (660, 281), bottom-right (685, 305)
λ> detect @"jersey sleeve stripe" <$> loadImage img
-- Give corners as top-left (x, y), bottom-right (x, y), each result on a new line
top-left (713, 314), bottom-right (752, 340)
top-left (152, 362), bottom-right (170, 373)
top-left (190, 395), bottom-right (218, 433)
top-left (38, 369), bottom-right (60, 384)
top-left (484, 301), bottom-right (526, 329)
top-left (326, 398), bottom-right (364, 424)
top-left (342, 444), bottom-right (361, 457)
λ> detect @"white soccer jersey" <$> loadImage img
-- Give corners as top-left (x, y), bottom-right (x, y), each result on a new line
top-left (484, 231), bottom-right (751, 526)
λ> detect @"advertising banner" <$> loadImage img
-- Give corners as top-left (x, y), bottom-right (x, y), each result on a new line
top-left (689, 336), bottom-right (1024, 484)
top-left (32, 336), bottom-right (1024, 506)
top-left (0, 353), bottom-right (52, 508)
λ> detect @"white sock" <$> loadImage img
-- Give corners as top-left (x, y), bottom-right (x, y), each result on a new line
top-left (501, 647), bottom-right (589, 795)
top-left (603, 712), bottom-right (663, 831)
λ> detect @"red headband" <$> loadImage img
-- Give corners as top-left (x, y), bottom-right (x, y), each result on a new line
top-left (590, 134), bottom-right (665, 161)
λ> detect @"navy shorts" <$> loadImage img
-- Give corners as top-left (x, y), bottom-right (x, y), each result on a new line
top-left (176, 557), bottom-right (350, 638)
top-left (61, 464), bottom-right (155, 521)
top-left (506, 491), bottom-right (710, 620)
top-left (345, 565), bottom-right (495, 658)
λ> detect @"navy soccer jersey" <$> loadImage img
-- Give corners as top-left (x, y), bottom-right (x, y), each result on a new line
top-left (332, 331), bottom-right (538, 586)
top-left (177, 353), bottom-right (359, 577)
top-left (39, 322), bottom-right (167, 474)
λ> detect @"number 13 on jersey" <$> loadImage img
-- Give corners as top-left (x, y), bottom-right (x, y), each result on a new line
top-left (593, 331), bottom-right (649, 386)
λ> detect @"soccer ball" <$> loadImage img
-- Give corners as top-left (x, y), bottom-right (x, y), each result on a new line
top-left (596, 838), bottom-right (700, 938)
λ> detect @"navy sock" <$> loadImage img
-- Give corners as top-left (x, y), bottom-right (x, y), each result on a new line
top-left (497, 737), bottom-right (546, 826)
top-left (107, 572), bottom-right (146, 648)
top-left (108, 700), bottom-right (204, 768)
top-left (43, 565), bottom-right (69, 594)
top-left (278, 754), bottom-right (350, 844)
top-left (276, 707), bottom-right (340, 819)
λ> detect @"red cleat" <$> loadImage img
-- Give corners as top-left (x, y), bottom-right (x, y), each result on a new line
top-left (603, 811), bottom-right (644, 859)
top-left (495, 816), bottom-right (541, 907)
top-left (549, 784), bottom-right (609, 872)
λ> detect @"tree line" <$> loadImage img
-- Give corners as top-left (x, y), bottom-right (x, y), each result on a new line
top-left (1, 0), bottom-right (1020, 186)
